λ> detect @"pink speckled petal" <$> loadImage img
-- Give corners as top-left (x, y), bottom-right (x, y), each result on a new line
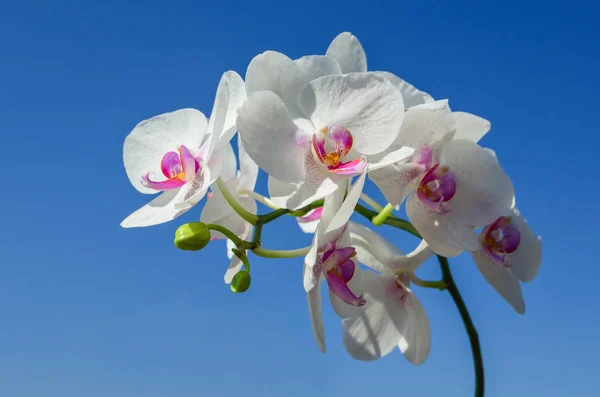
top-left (329, 158), bottom-right (367, 175)
top-left (141, 174), bottom-right (186, 191)
top-left (161, 151), bottom-right (182, 178)
top-left (179, 145), bottom-right (197, 182)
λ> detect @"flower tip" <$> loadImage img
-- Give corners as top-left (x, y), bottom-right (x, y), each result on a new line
top-left (174, 222), bottom-right (211, 251)
top-left (230, 271), bottom-right (251, 293)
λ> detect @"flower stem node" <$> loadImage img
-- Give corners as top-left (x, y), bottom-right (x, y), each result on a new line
top-left (174, 222), bottom-right (211, 251)
top-left (230, 271), bottom-right (251, 293)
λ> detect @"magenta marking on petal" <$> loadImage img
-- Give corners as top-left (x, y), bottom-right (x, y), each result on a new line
top-left (298, 207), bottom-right (323, 223)
top-left (141, 173), bottom-right (186, 191)
top-left (312, 133), bottom-right (327, 163)
top-left (325, 267), bottom-right (366, 307)
top-left (481, 216), bottom-right (521, 265)
top-left (329, 124), bottom-right (353, 158)
top-left (179, 145), bottom-right (197, 182)
top-left (337, 259), bottom-right (355, 282)
top-left (322, 247), bottom-right (356, 273)
top-left (416, 164), bottom-right (457, 214)
top-left (416, 146), bottom-right (434, 169)
top-left (328, 157), bottom-right (367, 175)
top-left (161, 151), bottom-right (183, 178)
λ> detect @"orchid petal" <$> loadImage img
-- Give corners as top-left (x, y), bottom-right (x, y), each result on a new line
top-left (325, 171), bottom-right (366, 235)
top-left (301, 73), bottom-right (404, 155)
top-left (204, 71), bottom-right (247, 157)
top-left (329, 261), bottom-right (364, 318)
top-left (141, 174), bottom-right (186, 191)
top-left (441, 140), bottom-right (514, 227)
top-left (453, 111), bottom-right (491, 143)
top-left (369, 162), bottom-right (424, 209)
top-left (366, 146), bottom-right (415, 172)
top-left (330, 157), bottom-right (368, 175)
top-left (472, 250), bottom-right (526, 314)
top-left (505, 209), bottom-right (542, 283)
top-left (297, 208), bottom-right (323, 233)
top-left (237, 90), bottom-right (311, 183)
top-left (342, 271), bottom-right (409, 361)
top-left (306, 284), bottom-right (326, 352)
top-left (268, 176), bottom-right (340, 211)
top-left (399, 287), bottom-right (431, 365)
top-left (245, 51), bottom-right (309, 118)
top-left (325, 32), bottom-right (367, 73)
top-left (325, 260), bottom-right (366, 307)
top-left (121, 188), bottom-right (198, 228)
top-left (237, 134), bottom-right (259, 192)
top-left (179, 145), bottom-right (197, 182)
top-left (375, 71), bottom-right (434, 109)
top-left (124, 108), bottom-right (207, 194)
top-left (294, 55), bottom-right (342, 81)
top-left (160, 151), bottom-right (182, 178)
top-left (348, 222), bottom-right (404, 274)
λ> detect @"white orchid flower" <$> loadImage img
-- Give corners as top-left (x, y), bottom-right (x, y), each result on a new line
top-left (303, 172), bottom-right (367, 352)
top-left (332, 222), bottom-right (434, 364)
top-left (121, 72), bottom-right (246, 228)
top-left (237, 50), bottom-right (412, 210)
top-left (471, 208), bottom-right (542, 314)
top-left (370, 100), bottom-right (514, 257)
top-left (200, 135), bottom-right (260, 284)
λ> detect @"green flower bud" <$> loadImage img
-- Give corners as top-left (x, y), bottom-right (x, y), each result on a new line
top-left (230, 271), bottom-right (251, 293)
top-left (174, 222), bottom-right (211, 251)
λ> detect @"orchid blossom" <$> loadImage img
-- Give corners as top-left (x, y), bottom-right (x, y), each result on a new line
top-left (369, 100), bottom-right (514, 256)
top-left (237, 50), bottom-right (413, 211)
top-left (471, 208), bottom-right (542, 314)
top-left (121, 71), bottom-right (246, 227)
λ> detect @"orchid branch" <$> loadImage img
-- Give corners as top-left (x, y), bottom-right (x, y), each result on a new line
top-left (252, 246), bottom-right (311, 258)
top-left (216, 177), bottom-right (260, 225)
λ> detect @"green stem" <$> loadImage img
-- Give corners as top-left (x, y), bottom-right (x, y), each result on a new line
top-left (216, 177), bottom-right (259, 226)
top-left (252, 246), bottom-right (311, 258)
top-left (206, 224), bottom-right (244, 248)
top-left (354, 204), bottom-right (420, 237)
top-left (371, 203), bottom-right (395, 226)
top-left (438, 256), bottom-right (484, 397)
top-left (409, 274), bottom-right (447, 290)
top-left (258, 199), bottom-right (325, 224)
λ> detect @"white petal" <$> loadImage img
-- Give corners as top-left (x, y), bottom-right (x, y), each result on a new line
top-left (406, 194), bottom-right (472, 257)
top-left (121, 188), bottom-right (200, 228)
top-left (399, 287), bottom-right (431, 365)
top-left (325, 172), bottom-right (367, 235)
top-left (245, 51), bottom-right (308, 118)
top-left (395, 239), bottom-right (435, 271)
top-left (342, 271), bottom-right (407, 361)
top-left (369, 162), bottom-right (422, 209)
top-left (366, 146), bottom-right (415, 172)
top-left (507, 209), bottom-right (542, 283)
top-left (237, 134), bottom-right (259, 191)
top-left (237, 91), bottom-right (311, 183)
top-left (375, 71), bottom-right (434, 108)
top-left (224, 256), bottom-right (244, 284)
top-left (472, 251), bottom-right (526, 314)
top-left (301, 73), bottom-right (404, 155)
top-left (441, 140), bottom-right (514, 227)
top-left (215, 143), bottom-right (237, 183)
top-left (268, 176), bottom-right (340, 211)
top-left (393, 99), bottom-right (455, 152)
top-left (349, 222), bottom-right (404, 274)
top-left (294, 55), bottom-right (342, 81)
top-left (453, 112), bottom-right (491, 143)
top-left (316, 185), bottom-right (346, 235)
top-left (306, 280), bottom-right (326, 352)
top-left (296, 211), bottom-right (320, 234)
top-left (325, 32), bottom-right (367, 73)
top-left (124, 109), bottom-right (207, 194)
top-left (205, 71), bottom-right (247, 156)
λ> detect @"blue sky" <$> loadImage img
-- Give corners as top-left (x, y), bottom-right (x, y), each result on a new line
top-left (1, 0), bottom-right (599, 396)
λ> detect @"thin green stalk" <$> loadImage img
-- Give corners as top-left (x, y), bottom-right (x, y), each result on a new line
top-left (206, 224), bottom-right (244, 248)
top-left (216, 177), bottom-right (259, 225)
top-left (354, 204), bottom-right (420, 237)
top-left (438, 256), bottom-right (484, 397)
top-left (252, 246), bottom-right (311, 258)
top-left (258, 199), bottom-right (325, 224)
top-left (371, 203), bottom-right (395, 226)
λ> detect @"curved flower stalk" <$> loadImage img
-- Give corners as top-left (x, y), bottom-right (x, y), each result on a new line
top-left (200, 135), bottom-right (259, 283)
top-left (369, 100), bottom-right (514, 257)
top-left (472, 208), bottom-right (542, 314)
top-left (121, 71), bottom-right (246, 228)
top-left (303, 172), bottom-right (367, 352)
top-left (237, 50), bottom-right (413, 211)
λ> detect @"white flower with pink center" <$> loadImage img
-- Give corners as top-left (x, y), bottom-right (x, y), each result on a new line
top-left (369, 100), bottom-right (514, 256)
top-left (121, 72), bottom-right (245, 228)
top-left (237, 50), bottom-right (413, 211)
top-left (471, 209), bottom-right (542, 314)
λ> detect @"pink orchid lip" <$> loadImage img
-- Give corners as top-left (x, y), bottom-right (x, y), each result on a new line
top-left (141, 144), bottom-right (201, 191)
top-left (321, 245), bottom-right (366, 307)
top-left (312, 124), bottom-right (364, 175)
top-left (481, 216), bottom-right (521, 265)
top-left (416, 163), bottom-right (457, 214)
top-left (298, 207), bottom-right (323, 223)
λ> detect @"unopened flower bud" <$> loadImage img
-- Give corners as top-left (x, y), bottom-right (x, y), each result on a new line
top-left (174, 222), bottom-right (211, 251)
top-left (230, 271), bottom-right (251, 293)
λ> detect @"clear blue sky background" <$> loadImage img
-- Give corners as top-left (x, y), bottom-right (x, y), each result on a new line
top-left (1, 0), bottom-right (598, 396)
